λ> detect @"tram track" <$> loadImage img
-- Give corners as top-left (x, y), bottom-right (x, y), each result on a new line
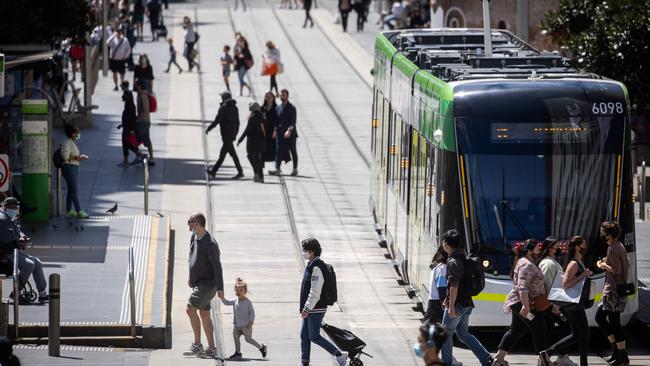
top-left (194, 7), bottom-right (227, 364)
top-left (246, 6), bottom-right (414, 358)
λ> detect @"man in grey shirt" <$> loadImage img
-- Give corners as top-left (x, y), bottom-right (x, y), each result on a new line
top-left (184, 212), bottom-right (224, 359)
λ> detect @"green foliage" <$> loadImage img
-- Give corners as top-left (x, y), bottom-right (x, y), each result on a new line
top-left (544, 0), bottom-right (650, 110)
top-left (0, 0), bottom-right (91, 45)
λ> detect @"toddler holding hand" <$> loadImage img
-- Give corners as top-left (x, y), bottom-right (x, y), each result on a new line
top-left (222, 278), bottom-right (267, 359)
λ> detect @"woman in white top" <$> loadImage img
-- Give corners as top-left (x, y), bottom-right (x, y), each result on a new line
top-left (424, 246), bottom-right (448, 323)
top-left (182, 16), bottom-right (200, 72)
top-left (60, 124), bottom-right (89, 219)
top-left (263, 41), bottom-right (281, 96)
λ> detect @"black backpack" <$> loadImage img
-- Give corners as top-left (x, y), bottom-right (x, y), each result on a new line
top-left (321, 261), bottom-right (338, 306)
top-left (459, 253), bottom-right (485, 296)
top-left (52, 145), bottom-right (64, 169)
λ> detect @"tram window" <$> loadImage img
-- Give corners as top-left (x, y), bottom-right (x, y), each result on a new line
top-left (410, 131), bottom-right (420, 219)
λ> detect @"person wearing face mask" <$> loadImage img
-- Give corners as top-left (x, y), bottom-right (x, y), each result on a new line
top-left (185, 212), bottom-right (224, 359)
top-left (492, 239), bottom-right (548, 366)
top-left (538, 237), bottom-right (572, 365)
top-left (237, 102), bottom-right (266, 183)
top-left (414, 320), bottom-right (447, 366)
top-left (0, 197), bottom-right (49, 303)
top-left (299, 238), bottom-right (348, 366)
top-left (133, 54), bottom-right (155, 94)
top-left (595, 221), bottom-right (629, 366)
top-left (61, 123), bottom-right (89, 219)
top-left (540, 236), bottom-right (592, 366)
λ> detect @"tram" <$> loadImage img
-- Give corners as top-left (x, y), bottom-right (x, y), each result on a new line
top-left (370, 28), bottom-right (638, 326)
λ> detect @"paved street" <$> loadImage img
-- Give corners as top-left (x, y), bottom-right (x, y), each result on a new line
top-left (8, 1), bottom-right (650, 365)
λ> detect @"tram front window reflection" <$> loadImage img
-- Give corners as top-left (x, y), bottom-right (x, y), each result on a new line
top-left (455, 115), bottom-right (625, 276)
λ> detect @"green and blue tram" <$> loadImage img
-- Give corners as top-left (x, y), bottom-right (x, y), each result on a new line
top-left (370, 29), bottom-right (638, 326)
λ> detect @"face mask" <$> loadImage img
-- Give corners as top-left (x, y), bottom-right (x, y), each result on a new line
top-left (413, 343), bottom-right (425, 358)
top-left (75, 133), bottom-right (81, 141)
top-left (5, 209), bottom-right (18, 220)
top-left (140, 60), bottom-right (146, 65)
top-left (302, 251), bottom-right (310, 260)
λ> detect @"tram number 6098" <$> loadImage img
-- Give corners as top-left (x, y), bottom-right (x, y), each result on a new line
top-left (592, 102), bottom-right (624, 115)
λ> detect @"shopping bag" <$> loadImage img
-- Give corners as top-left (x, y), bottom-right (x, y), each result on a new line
top-left (548, 270), bottom-right (584, 304)
top-left (262, 62), bottom-right (278, 76)
top-left (277, 62), bottom-right (284, 74)
top-left (127, 133), bottom-right (139, 149)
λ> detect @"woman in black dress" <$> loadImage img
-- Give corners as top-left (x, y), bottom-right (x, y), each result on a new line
top-left (261, 91), bottom-right (278, 167)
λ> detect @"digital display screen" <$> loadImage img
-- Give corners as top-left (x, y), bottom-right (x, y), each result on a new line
top-left (491, 121), bottom-right (593, 144)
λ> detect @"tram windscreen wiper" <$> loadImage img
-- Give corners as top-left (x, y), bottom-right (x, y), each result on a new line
top-left (494, 200), bottom-right (531, 242)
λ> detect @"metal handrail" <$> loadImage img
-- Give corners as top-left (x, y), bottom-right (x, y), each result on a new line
top-left (128, 246), bottom-right (136, 338)
top-left (12, 248), bottom-right (19, 339)
top-left (143, 158), bottom-right (149, 215)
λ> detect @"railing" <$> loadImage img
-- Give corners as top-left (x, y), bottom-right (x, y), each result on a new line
top-left (143, 157), bottom-right (149, 215)
top-left (128, 246), bottom-right (136, 338)
top-left (12, 249), bottom-right (19, 339)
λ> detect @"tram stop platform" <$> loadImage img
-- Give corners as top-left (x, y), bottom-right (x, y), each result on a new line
top-left (1, 214), bottom-right (171, 349)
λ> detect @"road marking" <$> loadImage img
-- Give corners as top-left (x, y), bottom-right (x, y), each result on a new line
top-left (142, 216), bottom-right (160, 325)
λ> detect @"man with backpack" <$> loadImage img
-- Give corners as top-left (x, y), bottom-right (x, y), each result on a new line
top-left (440, 229), bottom-right (493, 366)
top-left (299, 238), bottom-right (348, 366)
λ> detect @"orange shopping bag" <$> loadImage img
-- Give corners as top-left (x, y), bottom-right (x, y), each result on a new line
top-left (262, 62), bottom-right (278, 76)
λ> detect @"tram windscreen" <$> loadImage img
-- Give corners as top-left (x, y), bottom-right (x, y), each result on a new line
top-left (455, 115), bottom-right (625, 276)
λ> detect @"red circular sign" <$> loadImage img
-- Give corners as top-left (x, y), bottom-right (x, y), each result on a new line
top-left (0, 156), bottom-right (9, 190)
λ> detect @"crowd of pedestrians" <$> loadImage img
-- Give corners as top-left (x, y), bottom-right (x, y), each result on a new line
top-left (419, 223), bottom-right (632, 366)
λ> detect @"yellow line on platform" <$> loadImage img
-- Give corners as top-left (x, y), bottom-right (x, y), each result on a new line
top-left (142, 216), bottom-right (160, 325)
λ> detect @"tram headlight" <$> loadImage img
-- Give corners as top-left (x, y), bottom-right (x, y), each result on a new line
top-left (481, 259), bottom-right (492, 270)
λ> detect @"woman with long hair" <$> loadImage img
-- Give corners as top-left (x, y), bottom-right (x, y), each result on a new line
top-left (261, 91), bottom-right (278, 166)
top-left (492, 239), bottom-right (549, 366)
top-left (61, 124), bottom-right (89, 219)
top-left (234, 36), bottom-right (253, 96)
top-left (424, 246), bottom-right (448, 323)
top-left (263, 41), bottom-right (281, 96)
top-left (540, 236), bottom-right (592, 366)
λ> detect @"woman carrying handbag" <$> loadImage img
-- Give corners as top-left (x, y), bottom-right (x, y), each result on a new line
top-left (492, 239), bottom-right (555, 366)
top-left (540, 236), bottom-right (593, 366)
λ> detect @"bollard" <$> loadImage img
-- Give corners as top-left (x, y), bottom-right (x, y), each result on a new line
top-left (128, 247), bottom-right (136, 338)
top-left (48, 274), bottom-right (60, 356)
top-left (143, 158), bottom-right (149, 215)
top-left (12, 249), bottom-right (18, 339)
top-left (641, 161), bottom-right (646, 221)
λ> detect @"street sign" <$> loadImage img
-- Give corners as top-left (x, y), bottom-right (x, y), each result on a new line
top-left (0, 154), bottom-right (9, 192)
top-left (0, 53), bottom-right (5, 98)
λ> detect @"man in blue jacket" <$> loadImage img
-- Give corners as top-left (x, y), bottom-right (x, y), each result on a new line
top-left (300, 238), bottom-right (347, 366)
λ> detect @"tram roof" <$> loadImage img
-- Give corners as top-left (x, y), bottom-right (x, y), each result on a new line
top-left (378, 28), bottom-right (601, 82)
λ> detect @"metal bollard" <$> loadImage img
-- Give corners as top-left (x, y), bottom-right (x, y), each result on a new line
top-left (143, 158), bottom-right (149, 215)
top-left (128, 247), bottom-right (136, 338)
top-left (641, 161), bottom-right (646, 221)
top-left (48, 274), bottom-right (60, 356)
top-left (12, 249), bottom-right (19, 339)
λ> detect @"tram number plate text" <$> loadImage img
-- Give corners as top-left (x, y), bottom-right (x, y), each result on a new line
top-left (592, 102), bottom-right (624, 115)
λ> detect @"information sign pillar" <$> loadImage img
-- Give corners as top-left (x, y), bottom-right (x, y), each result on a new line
top-left (21, 99), bottom-right (50, 221)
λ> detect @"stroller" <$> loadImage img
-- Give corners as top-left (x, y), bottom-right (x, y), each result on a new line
top-left (321, 323), bottom-right (373, 366)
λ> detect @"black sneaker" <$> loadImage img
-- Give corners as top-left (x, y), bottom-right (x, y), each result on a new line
top-left (260, 344), bottom-right (267, 358)
top-left (228, 352), bottom-right (242, 359)
top-left (38, 294), bottom-right (49, 303)
top-left (232, 172), bottom-right (244, 179)
top-left (609, 350), bottom-right (629, 366)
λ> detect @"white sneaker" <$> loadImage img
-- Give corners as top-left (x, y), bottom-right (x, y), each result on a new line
top-left (182, 342), bottom-right (204, 356)
top-left (554, 355), bottom-right (577, 366)
top-left (335, 351), bottom-right (348, 366)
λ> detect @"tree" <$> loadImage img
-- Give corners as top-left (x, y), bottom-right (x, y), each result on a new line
top-left (544, 0), bottom-right (650, 111)
top-left (0, 0), bottom-right (91, 46)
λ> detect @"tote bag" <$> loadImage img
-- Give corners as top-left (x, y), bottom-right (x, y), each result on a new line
top-left (548, 267), bottom-right (595, 309)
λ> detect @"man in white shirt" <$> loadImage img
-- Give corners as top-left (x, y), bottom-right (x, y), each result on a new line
top-left (107, 27), bottom-right (132, 91)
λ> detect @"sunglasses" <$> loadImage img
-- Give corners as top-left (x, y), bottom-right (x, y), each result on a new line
top-left (187, 220), bottom-right (196, 224)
